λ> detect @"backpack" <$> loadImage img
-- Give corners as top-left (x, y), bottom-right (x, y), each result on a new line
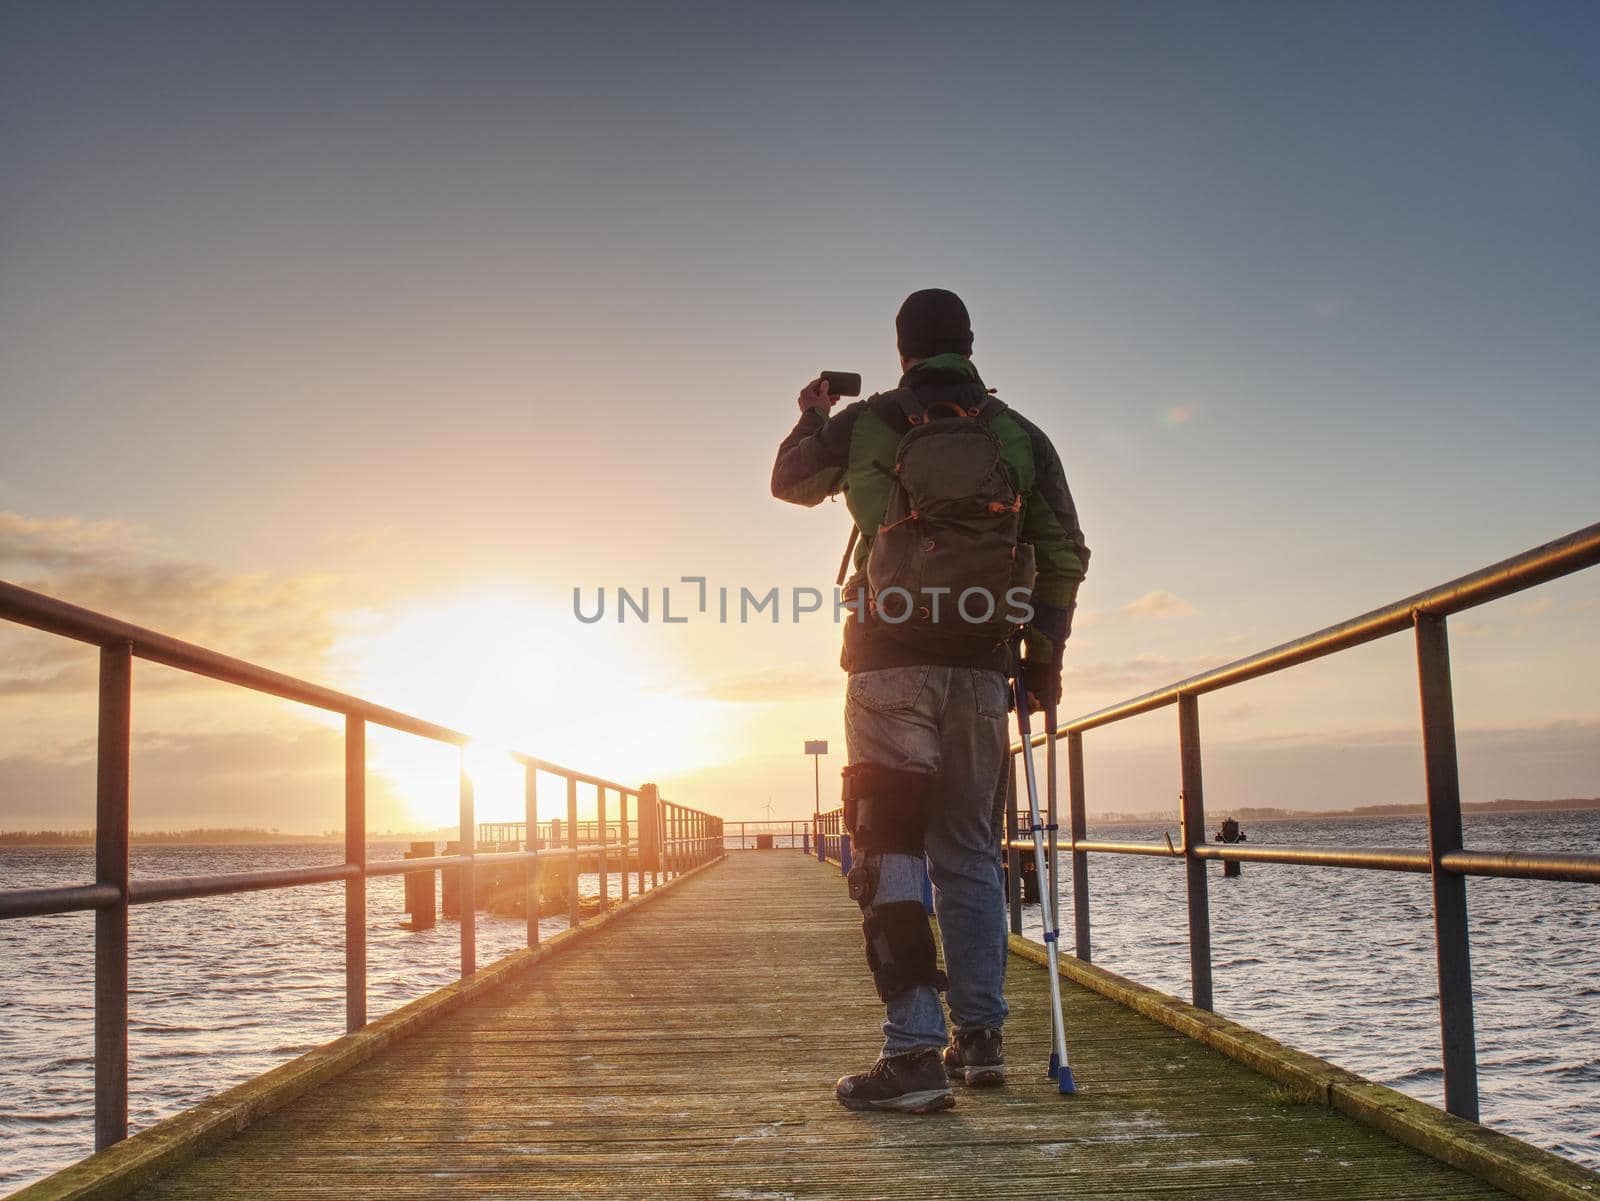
top-left (862, 392), bottom-right (1036, 652)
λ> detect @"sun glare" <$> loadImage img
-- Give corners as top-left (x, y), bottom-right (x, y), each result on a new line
top-left (336, 594), bottom-right (738, 828)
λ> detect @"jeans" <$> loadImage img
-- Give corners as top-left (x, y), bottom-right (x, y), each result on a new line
top-left (844, 664), bottom-right (1011, 1057)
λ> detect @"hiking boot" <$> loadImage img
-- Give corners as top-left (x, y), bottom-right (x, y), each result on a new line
top-left (835, 1048), bottom-right (955, 1113)
top-left (943, 1027), bottom-right (1005, 1086)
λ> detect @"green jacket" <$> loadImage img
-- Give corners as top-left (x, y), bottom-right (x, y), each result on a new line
top-left (771, 356), bottom-right (1089, 674)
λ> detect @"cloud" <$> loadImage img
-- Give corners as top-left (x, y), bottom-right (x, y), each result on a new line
top-left (1066, 653), bottom-right (1230, 695)
top-left (1164, 405), bottom-right (1196, 424)
top-left (0, 509), bottom-right (341, 693)
top-left (1120, 590), bottom-right (1196, 619)
top-left (0, 726), bottom-right (410, 832)
top-left (0, 511), bottom-right (150, 570)
top-left (696, 668), bottom-right (842, 704)
top-left (1075, 719), bottom-right (1600, 817)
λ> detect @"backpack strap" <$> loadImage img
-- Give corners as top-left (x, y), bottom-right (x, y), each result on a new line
top-left (923, 399), bottom-right (972, 420)
top-left (866, 388), bottom-right (922, 432)
top-left (868, 385), bottom-right (1007, 429)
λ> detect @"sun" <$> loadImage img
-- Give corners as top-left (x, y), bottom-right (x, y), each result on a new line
top-left (333, 591), bottom-right (739, 829)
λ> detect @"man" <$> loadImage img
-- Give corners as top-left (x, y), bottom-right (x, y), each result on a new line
top-left (770, 288), bottom-right (1089, 1113)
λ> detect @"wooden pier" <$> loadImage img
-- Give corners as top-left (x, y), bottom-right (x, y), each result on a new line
top-left (22, 851), bottom-right (1595, 1201)
top-left (7, 533), bottom-right (1600, 1201)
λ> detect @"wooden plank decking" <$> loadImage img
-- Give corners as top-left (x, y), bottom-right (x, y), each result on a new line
top-left (129, 852), bottom-right (1512, 1201)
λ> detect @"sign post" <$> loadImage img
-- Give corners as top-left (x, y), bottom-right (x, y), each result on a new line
top-left (804, 740), bottom-right (828, 833)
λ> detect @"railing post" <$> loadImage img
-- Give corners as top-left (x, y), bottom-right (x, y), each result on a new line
top-left (1045, 711), bottom-right (1060, 945)
top-left (95, 643), bottom-right (131, 1151)
top-left (1066, 729), bottom-right (1091, 962)
top-left (637, 793), bottom-right (647, 894)
top-left (524, 765), bottom-right (540, 948)
top-left (459, 752), bottom-right (475, 977)
top-left (1416, 611), bottom-right (1480, 1121)
top-left (639, 782), bottom-right (660, 888)
top-left (619, 791), bottom-right (630, 902)
top-left (1178, 692), bottom-right (1214, 1011)
top-left (597, 786), bottom-right (609, 912)
top-left (344, 714), bottom-right (366, 1032)
top-left (839, 831), bottom-right (853, 875)
top-left (1005, 757), bottom-right (1022, 936)
top-left (566, 776), bottom-right (580, 925)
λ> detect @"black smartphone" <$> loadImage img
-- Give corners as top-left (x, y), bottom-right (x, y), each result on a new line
top-left (820, 371), bottom-right (862, 397)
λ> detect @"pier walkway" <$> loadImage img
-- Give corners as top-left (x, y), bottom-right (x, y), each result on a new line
top-left (121, 852), bottom-right (1513, 1201)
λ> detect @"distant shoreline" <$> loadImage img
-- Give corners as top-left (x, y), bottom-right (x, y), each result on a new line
top-left (0, 799), bottom-right (1596, 845)
top-left (0, 827), bottom-right (454, 848)
top-left (1092, 797), bottom-right (1600, 826)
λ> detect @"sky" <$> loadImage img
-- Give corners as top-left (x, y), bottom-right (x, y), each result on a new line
top-left (1, 0), bottom-right (1597, 835)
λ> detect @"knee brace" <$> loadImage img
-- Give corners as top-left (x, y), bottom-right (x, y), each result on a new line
top-left (845, 852), bottom-right (881, 909)
top-left (841, 763), bottom-right (931, 855)
top-left (863, 901), bottom-right (949, 1002)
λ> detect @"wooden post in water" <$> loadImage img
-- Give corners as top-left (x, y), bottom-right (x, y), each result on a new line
top-left (403, 841), bottom-right (436, 929)
top-left (441, 841), bottom-right (461, 918)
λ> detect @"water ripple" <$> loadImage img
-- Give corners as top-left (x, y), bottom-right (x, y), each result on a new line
top-left (0, 841), bottom-right (626, 1190)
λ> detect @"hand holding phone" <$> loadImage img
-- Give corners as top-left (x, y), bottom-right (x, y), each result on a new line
top-left (798, 371), bottom-right (861, 414)
top-left (820, 371), bottom-right (861, 397)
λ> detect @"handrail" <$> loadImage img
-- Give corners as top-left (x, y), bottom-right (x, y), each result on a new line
top-left (1019, 521), bottom-right (1600, 743)
top-left (0, 579), bottom-right (726, 1153)
top-left (0, 579), bottom-right (637, 795)
top-left (989, 520), bottom-right (1600, 1127)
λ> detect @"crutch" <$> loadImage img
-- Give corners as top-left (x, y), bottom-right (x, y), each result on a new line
top-left (1011, 645), bottom-right (1076, 1094)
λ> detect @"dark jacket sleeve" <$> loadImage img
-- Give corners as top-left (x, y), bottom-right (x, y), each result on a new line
top-left (771, 404), bottom-right (861, 507)
top-left (1014, 415), bottom-right (1090, 662)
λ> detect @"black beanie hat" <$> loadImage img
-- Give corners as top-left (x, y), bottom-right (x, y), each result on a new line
top-left (896, 288), bottom-right (973, 359)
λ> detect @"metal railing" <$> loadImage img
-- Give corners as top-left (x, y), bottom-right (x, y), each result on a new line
top-left (804, 523), bottom-right (1600, 1125)
top-left (815, 807), bottom-right (851, 869)
top-left (724, 819), bottom-right (814, 850)
top-left (999, 521), bottom-right (1600, 1123)
top-left (0, 580), bottom-right (722, 1152)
